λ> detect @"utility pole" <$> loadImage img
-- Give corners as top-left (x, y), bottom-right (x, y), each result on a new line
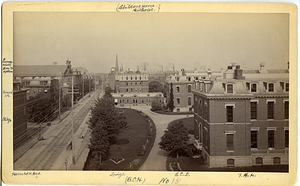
top-left (71, 74), bottom-right (75, 165)
top-left (82, 75), bottom-right (84, 97)
top-left (89, 76), bottom-right (91, 93)
top-left (58, 85), bottom-right (61, 121)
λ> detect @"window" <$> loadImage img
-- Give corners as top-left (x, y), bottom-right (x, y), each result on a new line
top-left (227, 159), bottom-right (234, 167)
top-left (126, 77), bottom-right (128, 80)
top-left (268, 83), bottom-right (274, 92)
top-left (285, 130), bottom-right (289, 147)
top-left (187, 77), bottom-right (191, 81)
top-left (177, 98), bottom-right (180, 105)
top-left (131, 77), bottom-right (132, 80)
top-left (226, 106), bottom-right (233, 122)
top-left (227, 134), bottom-right (234, 151)
top-left (121, 94), bottom-right (123, 97)
top-left (267, 102), bottom-right (274, 119)
top-left (251, 131), bottom-right (257, 148)
top-left (285, 83), bottom-right (289, 91)
top-left (251, 102), bottom-right (257, 119)
top-left (40, 81), bottom-right (47, 85)
top-left (177, 108), bottom-right (180, 112)
top-left (273, 157), bottom-right (281, 165)
top-left (142, 99), bottom-right (144, 103)
top-left (131, 88), bottom-right (133, 92)
top-left (284, 101), bottom-right (289, 119)
top-left (176, 86), bottom-right (180, 93)
top-left (256, 157), bottom-right (263, 165)
top-left (227, 84), bottom-right (233, 93)
top-left (44, 90), bottom-right (48, 93)
top-left (126, 89), bottom-right (128, 92)
top-left (251, 84), bottom-right (257, 92)
top-left (126, 83), bottom-right (128, 86)
top-left (135, 82), bottom-right (137, 85)
top-left (176, 77), bottom-right (179, 81)
top-left (135, 77), bottom-right (137, 80)
top-left (127, 99), bottom-right (129, 103)
top-left (268, 130), bottom-right (275, 148)
top-left (188, 97), bottom-right (191, 106)
top-left (188, 85), bottom-right (192, 93)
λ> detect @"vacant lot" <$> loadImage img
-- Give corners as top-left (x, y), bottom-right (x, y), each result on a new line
top-left (84, 108), bottom-right (156, 170)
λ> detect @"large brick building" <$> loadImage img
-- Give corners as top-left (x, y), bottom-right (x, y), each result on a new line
top-left (166, 69), bottom-right (222, 112)
top-left (193, 64), bottom-right (289, 168)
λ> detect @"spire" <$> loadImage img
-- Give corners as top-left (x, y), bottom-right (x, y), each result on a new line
top-left (115, 54), bottom-right (119, 72)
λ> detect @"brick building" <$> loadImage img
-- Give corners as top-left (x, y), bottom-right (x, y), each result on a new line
top-left (193, 64), bottom-right (289, 168)
top-left (166, 69), bottom-right (222, 112)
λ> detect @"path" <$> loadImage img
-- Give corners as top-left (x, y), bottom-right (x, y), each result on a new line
top-left (121, 106), bottom-right (192, 171)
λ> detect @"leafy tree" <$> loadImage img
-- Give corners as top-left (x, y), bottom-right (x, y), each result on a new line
top-left (89, 123), bottom-right (110, 166)
top-left (149, 81), bottom-right (164, 92)
top-left (88, 97), bottom-right (120, 144)
top-left (167, 83), bottom-right (175, 112)
top-left (151, 97), bottom-right (163, 111)
top-left (159, 121), bottom-right (190, 158)
top-left (104, 86), bottom-right (113, 98)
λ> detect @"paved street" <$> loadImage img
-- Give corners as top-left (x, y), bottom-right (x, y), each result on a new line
top-left (14, 89), bottom-right (102, 170)
top-left (120, 106), bottom-right (191, 171)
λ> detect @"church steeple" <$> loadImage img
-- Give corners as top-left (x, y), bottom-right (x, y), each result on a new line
top-left (115, 54), bottom-right (119, 72)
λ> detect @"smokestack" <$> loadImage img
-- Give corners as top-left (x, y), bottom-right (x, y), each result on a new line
top-left (181, 69), bottom-right (186, 76)
top-left (234, 65), bottom-right (244, 80)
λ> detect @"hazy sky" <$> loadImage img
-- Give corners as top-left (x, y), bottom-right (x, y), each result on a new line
top-left (14, 12), bottom-right (289, 73)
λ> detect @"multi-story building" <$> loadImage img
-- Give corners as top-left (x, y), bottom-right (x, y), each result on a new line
top-left (13, 82), bottom-right (27, 149)
top-left (166, 69), bottom-right (222, 112)
top-left (115, 73), bottom-right (149, 93)
top-left (24, 78), bottom-right (59, 99)
top-left (112, 92), bottom-right (164, 106)
top-left (192, 63), bottom-right (289, 168)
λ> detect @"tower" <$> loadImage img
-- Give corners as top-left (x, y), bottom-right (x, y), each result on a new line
top-left (115, 54), bottom-right (119, 72)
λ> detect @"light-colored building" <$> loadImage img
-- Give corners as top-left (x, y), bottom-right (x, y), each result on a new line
top-left (193, 63), bottom-right (289, 168)
top-left (112, 92), bottom-right (164, 106)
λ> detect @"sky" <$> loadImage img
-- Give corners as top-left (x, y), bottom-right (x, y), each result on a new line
top-left (14, 12), bottom-right (289, 73)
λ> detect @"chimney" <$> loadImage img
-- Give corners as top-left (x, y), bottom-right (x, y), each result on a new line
top-left (181, 69), bottom-right (186, 76)
top-left (207, 69), bottom-right (212, 79)
top-left (259, 62), bottom-right (267, 73)
top-left (234, 65), bottom-right (244, 80)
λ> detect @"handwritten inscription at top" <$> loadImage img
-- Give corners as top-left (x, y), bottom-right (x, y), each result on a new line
top-left (116, 4), bottom-right (161, 12)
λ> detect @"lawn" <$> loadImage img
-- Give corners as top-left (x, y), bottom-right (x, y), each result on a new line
top-left (84, 108), bottom-right (156, 170)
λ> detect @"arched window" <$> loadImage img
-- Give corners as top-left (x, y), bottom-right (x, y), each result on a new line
top-left (256, 157), bottom-right (263, 165)
top-left (227, 159), bottom-right (234, 167)
top-left (273, 157), bottom-right (281, 165)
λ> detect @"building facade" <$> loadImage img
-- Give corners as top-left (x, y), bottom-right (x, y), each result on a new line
top-left (112, 92), bottom-right (164, 106)
top-left (193, 64), bottom-right (289, 168)
top-left (115, 73), bottom-right (149, 93)
top-left (166, 69), bottom-right (222, 112)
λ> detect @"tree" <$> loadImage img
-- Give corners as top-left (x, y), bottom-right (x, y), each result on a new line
top-left (88, 97), bottom-right (120, 144)
top-left (149, 81), bottom-right (164, 92)
top-left (103, 86), bottom-right (113, 98)
top-left (159, 121), bottom-right (190, 158)
top-left (151, 97), bottom-right (163, 111)
top-left (167, 83), bottom-right (175, 112)
top-left (89, 123), bottom-right (109, 167)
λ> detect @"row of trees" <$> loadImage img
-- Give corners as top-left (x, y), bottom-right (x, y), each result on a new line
top-left (88, 87), bottom-right (125, 166)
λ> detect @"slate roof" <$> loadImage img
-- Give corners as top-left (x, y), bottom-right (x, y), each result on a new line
top-left (14, 65), bottom-right (67, 77)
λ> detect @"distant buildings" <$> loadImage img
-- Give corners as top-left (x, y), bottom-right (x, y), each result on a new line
top-left (193, 63), bottom-right (289, 168)
top-left (108, 55), bottom-right (165, 106)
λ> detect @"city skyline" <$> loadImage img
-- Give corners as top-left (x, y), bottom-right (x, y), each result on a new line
top-left (14, 13), bottom-right (289, 73)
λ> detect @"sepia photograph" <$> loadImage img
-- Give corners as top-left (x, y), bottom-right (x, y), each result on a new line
top-left (2, 2), bottom-right (297, 185)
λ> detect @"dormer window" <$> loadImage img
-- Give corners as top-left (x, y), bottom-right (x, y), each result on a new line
top-left (227, 84), bottom-right (233, 93)
top-left (285, 83), bottom-right (289, 92)
top-left (268, 83), bottom-right (274, 92)
top-left (251, 83), bottom-right (257, 92)
top-left (176, 77), bottom-right (179, 81)
top-left (121, 94), bottom-right (123, 97)
top-left (188, 77), bottom-right (191, 81)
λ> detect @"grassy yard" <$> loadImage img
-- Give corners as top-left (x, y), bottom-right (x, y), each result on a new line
top-left (84, 108), bottom-right (156, 170)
